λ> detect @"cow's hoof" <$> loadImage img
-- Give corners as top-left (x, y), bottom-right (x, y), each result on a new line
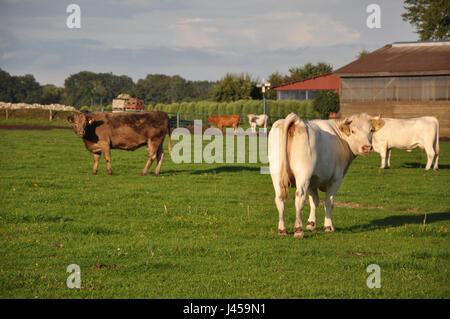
top-left (107, 171), bottom-right (112, 175)
top-left (278, 229), bottom-right (288, 236)
top-left (294, 231), bottom-right (304, 238)
top-left (324, 226), bottom-right (334, 232)
top-left (92, 171), bottom-right (97, 175)
top-left (140, 172), bottom-right (146, 176)
top-left (294, 227), bottom-right (304, 238)
top-left (306, 221), bottom-right (316, 231)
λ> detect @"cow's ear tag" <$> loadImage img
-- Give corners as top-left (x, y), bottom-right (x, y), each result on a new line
top-left (374, 125), bottom-right (380, 131)
top-left (88, 119), bottom-right (93, 124)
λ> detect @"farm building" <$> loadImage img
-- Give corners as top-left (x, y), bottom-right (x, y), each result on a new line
top-left (274, 74), bottom-right (340, 100)
top-left (112, 93), bottom-right (145, 112)
top-left (334, 40), bottom-right (450, 137)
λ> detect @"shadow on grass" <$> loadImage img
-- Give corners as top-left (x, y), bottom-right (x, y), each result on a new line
top-left (189, 166), bottom-right (261, 175)
top-left (402, 162), bottom-right (450, 169)
top-left (340, 211), bottom-right (450, 233)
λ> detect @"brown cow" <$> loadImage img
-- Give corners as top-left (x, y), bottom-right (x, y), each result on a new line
top-left (207, 115), bottom-right (241, 132)
top-left (67, 111), bottom-right (171, 176)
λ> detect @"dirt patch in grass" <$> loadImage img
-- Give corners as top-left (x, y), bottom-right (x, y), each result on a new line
top-left (0, 123), bottom-right (72, 131)
top-left (93, 263), bottom-right (117, 270)
top-left (330, 201), bottom-right (384, 210)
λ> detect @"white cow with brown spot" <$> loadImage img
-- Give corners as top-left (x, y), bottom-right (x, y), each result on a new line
top-left (371, 116), bottom-right (439, 170)
top-left (248, 114), bottom-right (268, 132)
top-left (268, 113), bottom-right (384, 238)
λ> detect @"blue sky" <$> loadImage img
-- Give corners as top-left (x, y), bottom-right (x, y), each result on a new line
top-left (0, 0), bottom-right (417, 86)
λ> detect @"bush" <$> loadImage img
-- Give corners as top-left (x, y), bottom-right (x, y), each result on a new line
top-left (80, 105), bottom-right (91, 112)
top-left (312, 91), bottom-right (340, 118)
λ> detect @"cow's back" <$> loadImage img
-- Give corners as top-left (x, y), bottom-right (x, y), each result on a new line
top-left (89, 111), bottom-right (168, 151)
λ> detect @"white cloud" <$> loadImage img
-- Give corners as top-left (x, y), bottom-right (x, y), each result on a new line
top-left (1, 6), bottom-right (360, 53)
top-left (0, 0), bottom-right (416, 86)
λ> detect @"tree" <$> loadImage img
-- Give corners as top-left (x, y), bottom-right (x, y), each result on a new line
top-left (209, 73), bottom-right (254, 102)
top-left (0, 68), bottom-right (14, 102)
top-left (287, 62), bottom-right (333, 82)
top-left (267, 72), bottom-right (289, 99)
top-left (402, 0), bottom-right (450, 40)
top-left (357, 49), bottom-right (370, 59)
top-left (0, 69), bottom-right (42, 103)
top-left (312, 90), bottom-right (340, 118)
top-left (41, 84), bottom-right (63, 104)
top-left (63, 71), bottom-right (134, 108)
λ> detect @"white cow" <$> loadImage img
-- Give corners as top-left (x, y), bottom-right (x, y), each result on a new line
top-left (248, 114), bottom-right (268, 132)
top-left (372, 116), bottom-right (439, 170)
top-left (268, 113), bottom-right (384, 238)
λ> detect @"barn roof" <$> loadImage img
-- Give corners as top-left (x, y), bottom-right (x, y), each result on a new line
top-left (274, 74), bottom-right (340, 91)
top-left (334, 41), bottom-right (450, 77)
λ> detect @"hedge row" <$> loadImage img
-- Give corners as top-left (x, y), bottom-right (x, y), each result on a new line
top-left (0, 109), bottom-right (78, 122)
top-left (150, 100), bottom-right (321, 121)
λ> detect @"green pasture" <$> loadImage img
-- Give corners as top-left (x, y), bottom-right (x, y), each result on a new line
top-left (0, 122), bottom-right (449, 298)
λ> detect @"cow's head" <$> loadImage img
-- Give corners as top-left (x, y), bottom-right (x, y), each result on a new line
top-left (338, 113), bottom-right (385, 155)
top-left (67, 113), bottom-right (93, 137)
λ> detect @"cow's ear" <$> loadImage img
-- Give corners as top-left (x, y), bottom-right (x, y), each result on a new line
top-left (371, 118), bottom-right (385, 132)
top-left (67, 115), bottom-right (74, 123)
top-left (339, 118), bottom-right (352, 136)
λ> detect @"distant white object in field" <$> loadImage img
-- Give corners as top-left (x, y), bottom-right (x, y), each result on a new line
top-left (247, 114), bottom-right (268, 132)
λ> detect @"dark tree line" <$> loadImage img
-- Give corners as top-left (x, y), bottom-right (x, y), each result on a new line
top-left (1, 65), bottom-right (334, 108)
top-left (0, 69), bottom-right (42, 104)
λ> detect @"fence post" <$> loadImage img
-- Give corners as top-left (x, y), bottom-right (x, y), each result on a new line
top-left (177, 112), bottom-right (180, 128)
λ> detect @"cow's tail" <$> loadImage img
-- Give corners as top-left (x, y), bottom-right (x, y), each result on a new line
top-left (434, 118), bottom-right (439, 168)
top-left (278, 113), bottom-right (299, 200)
top-left (167, 116), bottom-right (172, 158)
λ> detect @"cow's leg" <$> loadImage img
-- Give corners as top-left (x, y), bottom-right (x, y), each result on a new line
top-left (153, 142), bottom-right (165, 176)
top-left (379, 145), bottom-right (388, 169)
top-left (433, 153), bottom-right (439, 171)
top-left (272, 173), bottom-right (287, 235)
top-left (324, 181), bottom-right (342, 232)
top-left (386, 149), bottom-right (392, 168)
top-left (103, 147), bottom-right (112, 175)
top-left (275, 195), bottom-right (287, 235)
top-left (92, 152), bottom-right (101, 175)
top-left (424, 144), bottom-right (436, 171)
top-left (141, 140), bottom-right (157, 176)
top-left (293, 180), bottom-right (309, 238)
top-left (306, 188), bottom-right (319, 231)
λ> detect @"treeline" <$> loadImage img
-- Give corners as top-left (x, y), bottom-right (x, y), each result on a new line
top-left (0, 62), bottom-right (333, 109)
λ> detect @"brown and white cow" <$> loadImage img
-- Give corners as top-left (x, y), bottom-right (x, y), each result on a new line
top-left (68, 111), bottom-right (171, 176)
top-left (248, 114), bottom-right (268, 132)
top-left (268, 113), bottom-right (384, 238)
top-left (208, 115), bottom-right (240, 133)
top-left (371, 116), bottom-right (439, 170)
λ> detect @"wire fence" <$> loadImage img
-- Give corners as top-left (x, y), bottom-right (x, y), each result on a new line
top-left (166, 111), bottom-right (321, 129)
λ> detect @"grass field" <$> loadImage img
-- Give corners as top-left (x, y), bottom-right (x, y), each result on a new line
top-left (0, 122), bottom-right (449, 298)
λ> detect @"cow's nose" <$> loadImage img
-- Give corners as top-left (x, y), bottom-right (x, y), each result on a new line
top-left (362, 145), bottom-right (373, 153)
